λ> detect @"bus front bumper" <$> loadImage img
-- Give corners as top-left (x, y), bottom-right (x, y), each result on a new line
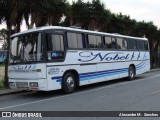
top-left (9, 79), bottom-right (48, 91)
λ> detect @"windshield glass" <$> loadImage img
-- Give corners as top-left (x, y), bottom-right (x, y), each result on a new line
top-left (10, 32), bottom-right (44, 63)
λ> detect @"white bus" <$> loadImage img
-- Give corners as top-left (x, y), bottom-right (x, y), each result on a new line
top-left (8, 26), bottom-right (150, 93)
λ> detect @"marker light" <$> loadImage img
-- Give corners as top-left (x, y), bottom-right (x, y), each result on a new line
top-left (29, 82), bottom-right (38, 87)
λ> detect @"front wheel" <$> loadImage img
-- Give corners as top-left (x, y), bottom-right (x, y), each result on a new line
top-left (128, 66), bottom-right (135, 80)
top-left (62, 72), bottom-right (76, 94)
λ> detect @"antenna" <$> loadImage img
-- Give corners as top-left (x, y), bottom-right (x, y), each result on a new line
top-left (143, 34), bottom-right (146, 38)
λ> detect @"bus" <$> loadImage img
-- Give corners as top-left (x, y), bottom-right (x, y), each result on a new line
top-left (8, 26), bottom-right (150, 93)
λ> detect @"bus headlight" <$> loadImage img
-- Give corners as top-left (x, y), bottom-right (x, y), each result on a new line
top-left (29, 82), bottom-right (38, 87)
top-left (33, 69), bottom-right (41, 72)
top-left (9, 82), bottom-right (15, 86)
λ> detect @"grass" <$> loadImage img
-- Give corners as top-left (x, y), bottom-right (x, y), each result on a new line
top-left (0, 64), bottom-right (5, 67)
top-left (0, 79), bottom-right (5, 89)
top-left (0, 65), bottom-right (5, 89)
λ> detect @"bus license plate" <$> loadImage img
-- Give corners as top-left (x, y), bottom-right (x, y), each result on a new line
top-left (16, 82), bottom-right (28, 88)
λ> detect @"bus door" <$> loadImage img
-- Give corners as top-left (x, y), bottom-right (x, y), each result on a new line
top-left (45, 31), bottom-right (66, 90)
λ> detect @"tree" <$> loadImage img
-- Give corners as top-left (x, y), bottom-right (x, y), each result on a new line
top-left (0, 29), bottom-right (8, 50)
top-left (0, 0), bottom-right (13, 87)
top-left (27, 0), bottom-right (68, 28)
top-left (88, 0), bottom-right (111, 31)
top-left (106, 13), bottom-right (136, 35)
top-left (0, 0), bottom-right (27, 87)
top-left (70, 0), bottom-right (90, 29)
top-left (70, 0), bottom-right (111, 31)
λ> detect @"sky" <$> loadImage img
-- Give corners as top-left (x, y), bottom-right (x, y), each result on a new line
top-left (0, 0), bottom-right (160, 31)
top-left (107, 0), bottom-right (160, 26)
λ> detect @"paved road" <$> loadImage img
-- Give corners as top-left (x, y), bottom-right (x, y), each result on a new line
top-left (1, 71), bottom-right (160, 120)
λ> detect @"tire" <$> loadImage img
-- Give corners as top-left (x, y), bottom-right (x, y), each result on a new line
top-left (62, 72), bottom-right (76, 94)
top-left (128, 66), bottom-right (135, 80)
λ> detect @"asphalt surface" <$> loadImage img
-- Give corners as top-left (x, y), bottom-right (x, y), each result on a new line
top-left (1, 71), bottom-right (160, 120)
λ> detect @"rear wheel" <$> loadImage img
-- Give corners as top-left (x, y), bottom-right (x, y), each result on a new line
top-left (128, 66), bottom-right (135, 80)
top-left (62, 72), bottom-right (76, 94)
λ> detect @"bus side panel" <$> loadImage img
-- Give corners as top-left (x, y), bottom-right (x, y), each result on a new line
top-left (76, 65), bottom-right (97, 86)
top-left (144, 52), bottom-right (150, 72)
top-left (96, 62), bottom-right (113, 82)
top-left (112, 61), bottom-right (129, 79)
top-left (135, 51), bottom-right (150, 75)
top-left (47, 66), bottom-right (71, 90)
top-left (111, 51), bottom-right (138, 79)
top-left (145, 60), bottom-right (150, 72)
top-left (46, 50), bottom-right (150, 90)
top-left (47, 64), bottom-right (98, 90)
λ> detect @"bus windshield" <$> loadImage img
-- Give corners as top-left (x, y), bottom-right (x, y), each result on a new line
top-left (10, 32), bottom-right (44, 63)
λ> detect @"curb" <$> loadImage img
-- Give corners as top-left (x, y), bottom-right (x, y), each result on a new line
top-left (149, 69), bottom-right (160, 73)
top-left (0, 89), bottom-right (28, 96)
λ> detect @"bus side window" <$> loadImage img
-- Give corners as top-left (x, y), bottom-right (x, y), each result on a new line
top-left (88, 35), bottom-right (102, 48)
top-left (144, 41), bottom-right (149, 50)
top-left (96, 36), bottom-right (103, 48)
top-left (111, 37), bottom-right (116, 49)
top-left (104, 36), bottom-right (118, 49)
top-left (117, 38), bottom-right (128, 50)
top-left (88, 35), bottom-right (96, 48)
top-left (137, 40), bottom-right (145, 50)
top-left (128, 39), bottom-right (137, 50)
top-left (67, 32), bottom-right (85, 49)
top-left (104, 36), bottom-right (112, 49)
top-left (46, 34), bottom-right (64, 61)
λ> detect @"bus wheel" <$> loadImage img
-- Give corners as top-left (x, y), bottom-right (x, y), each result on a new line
top-left (62, 72), bottom-right (76, 94)
top-left (128, 66), bottom-right (135, 80)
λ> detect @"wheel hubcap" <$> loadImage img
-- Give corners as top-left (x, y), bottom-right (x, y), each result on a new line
top-left (66, 76), bottom-right (74, 89)
top-left (130, 69), bottom-right (134, 78)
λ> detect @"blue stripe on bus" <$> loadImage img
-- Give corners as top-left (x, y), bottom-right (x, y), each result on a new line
top-left (56, 79), bottom-right (62, 82)
top-left (136, 61), bottom-right (147, 69)
top-left (136, 60), bottom-right (146, 68)
top-left (52, 61), bottom-right (148, 83)
top-left (137, 61), bottom-right (149, 71)
top-left (80, 68), bottom-right (128, 78)
top-left (80, 70), bottom-right (127, 78)
top-left (80, 70), bottom-right (127, 81)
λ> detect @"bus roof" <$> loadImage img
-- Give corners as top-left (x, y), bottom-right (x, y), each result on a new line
top-left (11, 26), bottom-right (148, 41)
